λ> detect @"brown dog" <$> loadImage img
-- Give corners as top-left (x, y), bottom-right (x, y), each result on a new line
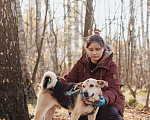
top-left (34, 71), bottom-right (108, 120)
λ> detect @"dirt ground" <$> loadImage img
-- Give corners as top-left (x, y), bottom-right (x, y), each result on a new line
top-left (51, 107), bottom-right (150, 120)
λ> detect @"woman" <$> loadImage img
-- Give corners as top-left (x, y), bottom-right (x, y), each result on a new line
top-left (60, 35), bottom-right (125, 120)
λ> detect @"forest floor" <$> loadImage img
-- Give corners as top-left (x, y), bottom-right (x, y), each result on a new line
top-left (28, 104), bottom-right (150, 120)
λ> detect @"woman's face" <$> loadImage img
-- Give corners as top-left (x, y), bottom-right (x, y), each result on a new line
top-left (87, 42), bottom-right (104, 64)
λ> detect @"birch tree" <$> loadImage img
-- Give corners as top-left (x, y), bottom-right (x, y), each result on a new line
top-left (28, 0), bottom-right (33, 74)
top-left (74, 0), bottom-right (80, 62)
top-left (141, 0), bottom-right (146, 47)
top-left (48, 0), bottom-right (59, 74)
top-left (145, 0), bottom-right (150, 110)
top-left (67, 0), bottom-right (72, 70)
top-left (36, 0), bottom-right (45, 79)
top-left (16, 0), bottom-right (30, 81)
top-left (29, 0), bottom-right (33, 46)
top-left (36, 0), bottom-right (42, 52)
top-left (125, 0), bottom-right (137, 103)
top-left (140, 0), bottom-right (146, 85)
top-left (63, 0), bottom-right (67, 71)
top-left (31, 0), bottom-right (48, 83)
top-left (81, 0), bottom-right (83, 37)
top-left (15, 0), bottom-right (36, 100)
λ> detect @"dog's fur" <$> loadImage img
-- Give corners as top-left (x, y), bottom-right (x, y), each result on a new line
top-left (34, 71), bottom-right (108, 120)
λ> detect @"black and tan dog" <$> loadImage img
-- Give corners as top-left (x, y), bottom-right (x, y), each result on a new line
top-left (34, 71), bottom-right (108, 120)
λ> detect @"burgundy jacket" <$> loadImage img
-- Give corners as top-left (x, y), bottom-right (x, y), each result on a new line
top-left (60, 51), bottom-right (125, 116)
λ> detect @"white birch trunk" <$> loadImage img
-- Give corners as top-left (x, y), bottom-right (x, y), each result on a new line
top-left (63, 0), bottom-right (67, 70)
top-left (36, 0), bottom-right (42, 51)
top-left (145, 0), bottom-right (150, 109)
top-left (29, 0), bottom-right (33, 46)
top-left (15, 0), bottom-right (30, 82)
top-left (36, 0), bottom-right (45, 78)
top-left (74, 0), bottom-right (80, 63)
top-left (48, 0), bottom-right (58, 74)
top-left (81, 0), bottom-right (83, 37)
top-left (67, 0), bottom-right (72, 70)
top-left (140, 0), bottom-right (147, 83)
top-left (141, 0), bottom-right (146, 47)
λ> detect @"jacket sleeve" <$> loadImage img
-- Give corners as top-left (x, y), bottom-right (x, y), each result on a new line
top-left (103, 62), bottom-right (121, 105)
top-left (59, 60), bottom-right (80, 83)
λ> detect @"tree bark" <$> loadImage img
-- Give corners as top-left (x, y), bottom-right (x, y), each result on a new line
top-left (82, 0), bottom-right (93, 54)
top-left (0, 0), bottom-right (30, 119)
top-left (63, 0), bottom-right (67, 72)
top-left (31, 0), bottom-right (48, 83)
top-left (74, 0), bottom-right (80, 62)
top-left (48, 0), bottom-right (59, 74)
top-left (67, 0), bottom-right (72, 70)
top-left (145, 0), bottom-right (150, 110)
top-left (36, 0), bottom-right (45, 80)
top-left (15, 0), bottom-right (36, 101)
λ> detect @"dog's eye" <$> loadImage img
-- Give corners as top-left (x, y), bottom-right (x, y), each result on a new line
top-left (90, 84), bottom-right (94, 87)
top-left (82, 85), bottom-right (85, 88)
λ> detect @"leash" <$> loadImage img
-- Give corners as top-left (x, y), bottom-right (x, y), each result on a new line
top-left (65, 88), bottom-right (82, 96)
top-left (65, 88), bottom-right (98, 116)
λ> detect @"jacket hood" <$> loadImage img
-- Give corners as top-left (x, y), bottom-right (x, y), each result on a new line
top-left (81, 43), bottom-right (113, 69)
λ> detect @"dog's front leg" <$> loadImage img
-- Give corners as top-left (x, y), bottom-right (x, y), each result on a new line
top-left (71, 111), bottom-right (81, 120)
top-left (71, 104), bottom-right (84, 120)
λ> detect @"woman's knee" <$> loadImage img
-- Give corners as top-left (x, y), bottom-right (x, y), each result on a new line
top-left (96, 105), bottom-right (123, 120)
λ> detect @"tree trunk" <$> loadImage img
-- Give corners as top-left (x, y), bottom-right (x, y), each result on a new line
top-left (126, 0), bottom-right (137, 103)
top-left (63, 0), bottom-right (67, 72)
top-left (140, 0), bottom-right (146, 85)
top-left (29, 0), bottom-right (33, 47)
top-left (48, 0), bottom-right (59, 74)
top-left (145, 84), bottom-right (150, 110)
top-left (82, 0), bottom-right (93, 54)
top-left (146, 0), bottom-right (150, 48)
top-left (141, 0), bottom-right (146, 47)
top-left (74, 0), bottom-right (80, 62)
top-left (31, 0), bottom-right (48, 83)
top-left (0, 0), bottom-right (30, 119)
top-left (36, 0), bottom-right (45, 80)
top-left (36, 0), bottom-right (42, 52)
top-left (28, 0), bottom-right (33, 74)
top-left (81, 0), bottom-right (83, 37)
top-left (15, 0), bottom-right (36, 101)
top-left (145, 0), bottom-right (150, 110)
top-left (67, 0), bottom-right (72, 70)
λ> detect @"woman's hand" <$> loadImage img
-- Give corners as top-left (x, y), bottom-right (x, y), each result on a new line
top-left (94, 96), bottom-right (106, 107)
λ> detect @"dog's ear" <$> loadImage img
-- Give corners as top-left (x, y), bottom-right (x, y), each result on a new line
top-left (97, 80), bottom-right (108, 88)
top-left (74, 82), bottom-right (83, 90)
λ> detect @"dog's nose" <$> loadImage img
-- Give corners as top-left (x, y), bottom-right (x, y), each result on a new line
top-left (83, 91), bottom-right (88, 97)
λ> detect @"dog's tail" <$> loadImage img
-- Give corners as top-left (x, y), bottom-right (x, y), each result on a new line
top-left (41, 71), bottom-right (57, 90)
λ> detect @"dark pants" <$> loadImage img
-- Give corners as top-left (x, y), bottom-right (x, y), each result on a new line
top-left (79, 105), bottom-right (123, 120)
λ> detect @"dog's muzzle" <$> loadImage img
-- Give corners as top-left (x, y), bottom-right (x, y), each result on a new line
top-left (83, 91), bottom-right (94, 99)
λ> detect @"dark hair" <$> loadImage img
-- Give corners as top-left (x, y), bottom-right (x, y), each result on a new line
top-left (86, 35), bottom-right (105, 48)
